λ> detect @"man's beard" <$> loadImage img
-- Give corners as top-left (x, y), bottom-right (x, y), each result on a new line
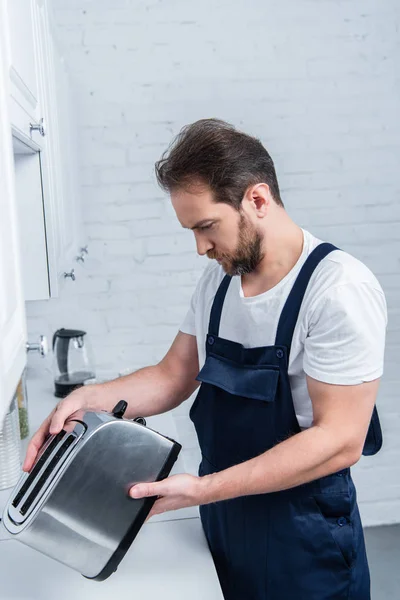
top-left (208, 212), bottom-right (264, 276)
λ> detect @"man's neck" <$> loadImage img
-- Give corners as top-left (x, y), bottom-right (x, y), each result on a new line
top-left (241, 223), bottom-right (304, 297)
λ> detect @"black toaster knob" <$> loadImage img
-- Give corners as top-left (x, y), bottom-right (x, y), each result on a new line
top-left (112, 400), bottom-right (128, 418)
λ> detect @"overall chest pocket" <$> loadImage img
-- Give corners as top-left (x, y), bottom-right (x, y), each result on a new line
top-left (195, 352), bottom-right (280, 402)
top-left (191, 353), bottom-right (282, 470)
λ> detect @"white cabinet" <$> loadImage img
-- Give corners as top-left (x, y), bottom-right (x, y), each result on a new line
top-left (0, 0), bottom-right (84, 420)
top-left (6, 0), bottom-right (84, 300)
top-left (0, 1), bottom-right (28, 429)
top-left (39, 28), bottom-right (83, 298)
top-left (5, 0), bottom-right (43, 142)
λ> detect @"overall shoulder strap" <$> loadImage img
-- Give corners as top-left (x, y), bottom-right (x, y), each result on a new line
top-left (275, 242), bottom-right (339, 349)
top-left (208, 274), bottom-right (232, 337)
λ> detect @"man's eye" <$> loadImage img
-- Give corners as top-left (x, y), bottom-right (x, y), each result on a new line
top-left (200, 224), bottom-right (213, 231)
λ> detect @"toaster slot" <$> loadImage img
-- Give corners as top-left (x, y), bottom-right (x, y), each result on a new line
top-left (19, 434), bottom-right (77, 516)
top-left (12, 430), bottom-right (67, 509)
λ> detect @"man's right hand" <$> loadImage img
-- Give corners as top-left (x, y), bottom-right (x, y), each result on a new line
top-left (22, 385), bottom-right (98, 473)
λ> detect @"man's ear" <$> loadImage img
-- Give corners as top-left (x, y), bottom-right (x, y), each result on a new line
top-left (247, 183), bottom-right (270, 216)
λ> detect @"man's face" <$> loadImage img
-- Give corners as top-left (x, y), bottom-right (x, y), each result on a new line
top-left (171, 186), bottom-right (264, 276)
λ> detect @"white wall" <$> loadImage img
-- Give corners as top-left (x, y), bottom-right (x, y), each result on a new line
top-left (26, 0), bottom-right (400, 526)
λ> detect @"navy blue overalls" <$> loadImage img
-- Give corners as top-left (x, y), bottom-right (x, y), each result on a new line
top-left (190, 243), bottom-right (382, 600)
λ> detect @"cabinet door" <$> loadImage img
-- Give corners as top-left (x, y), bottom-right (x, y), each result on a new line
top-left (0, 2), bottom-right (28, 429)
top-left (5, 0), bottom-right (43, 141)
top-left (15, 0), bottom-right (83, 299)
top-left (37, 2), bottom-right (83, 297)
top-left (52, 41), bottom-right (83, 283)
top-left (31, 0), bottom-right (61, 298)
top-left (13, 146), bottom-right (50, 301)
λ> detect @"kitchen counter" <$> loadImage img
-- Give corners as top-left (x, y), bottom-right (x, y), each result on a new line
top-left (0, 370), bottom-right (223, 599)
top-left (0, 518), bottom-right (223, 600)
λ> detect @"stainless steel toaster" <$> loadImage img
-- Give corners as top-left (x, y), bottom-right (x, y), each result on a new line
top-left (0, 400), bottom-right (181, 581)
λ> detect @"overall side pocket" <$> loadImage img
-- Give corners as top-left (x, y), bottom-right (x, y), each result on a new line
top-left (312, 493), bottom-right (355, 570)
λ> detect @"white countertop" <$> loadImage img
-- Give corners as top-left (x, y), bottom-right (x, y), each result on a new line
top-left (0, 518), bottom-right (223, 600)
top-left (0, 371), bottom-right (223, 600)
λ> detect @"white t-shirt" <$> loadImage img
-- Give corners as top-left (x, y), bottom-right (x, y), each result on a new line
top-left (179, 228), bottom-right (387, 429)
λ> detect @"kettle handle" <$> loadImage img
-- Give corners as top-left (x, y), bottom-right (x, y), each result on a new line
top-left (52, 328), bottom-right (63, 351)
top-left (52, 329), bottom-right (70, 376)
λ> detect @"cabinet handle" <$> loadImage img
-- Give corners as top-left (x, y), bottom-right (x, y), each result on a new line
top-left (64, 269), bottom-right (76, 281)
top-left (30, 117), bottom-right (46, 137)
top-left (26, 335), bottom-right (48, 357)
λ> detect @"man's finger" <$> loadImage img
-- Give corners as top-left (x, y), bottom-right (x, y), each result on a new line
top-left (129, 483), bottom-right (155, 498)
top-left (148, 497), bottom-right (173, 517)
top-left (129, 482), bottom-right (165, 499)
top-left (22, 438), bottom-right (42, 472)
top-left (22, 411), bottom-right (55, 472)
top-left (49, 402), bottom-right (71, 434)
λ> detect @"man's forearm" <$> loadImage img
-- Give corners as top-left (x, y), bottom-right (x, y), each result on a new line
top-left (199, 425), bottom-right (360, 505)
top-left (82, 363), bottom-right (185, 419)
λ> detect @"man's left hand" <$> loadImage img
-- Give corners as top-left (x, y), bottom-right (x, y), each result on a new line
top-left (129, 474), bottom-right (205, 520)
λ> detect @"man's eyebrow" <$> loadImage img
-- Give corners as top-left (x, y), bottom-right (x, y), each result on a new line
top-left (182, 219), bottom-right (217, 230)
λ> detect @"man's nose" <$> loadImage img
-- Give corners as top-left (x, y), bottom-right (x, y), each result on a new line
top-left (195, 234), bottom-right (213, 256)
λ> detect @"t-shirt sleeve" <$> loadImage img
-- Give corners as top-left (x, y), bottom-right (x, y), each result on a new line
top-left (303, 282), bottom-right (388, 385)
top-left (179, 286), bottom-right (198, 336)
top-left (179, 265), bottom-right (210, 336)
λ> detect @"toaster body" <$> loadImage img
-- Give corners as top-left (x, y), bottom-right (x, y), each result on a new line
top-left (0, 408), bottom-right (181, 580)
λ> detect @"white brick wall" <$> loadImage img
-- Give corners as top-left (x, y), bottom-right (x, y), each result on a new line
top-left (26, 0), bottom-right (400, 526)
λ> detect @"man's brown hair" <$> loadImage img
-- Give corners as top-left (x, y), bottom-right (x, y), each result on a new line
top-left (155, 118), bottom-right (284, 209)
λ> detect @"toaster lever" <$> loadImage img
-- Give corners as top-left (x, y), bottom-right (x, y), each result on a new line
top-left (112, 400), bottom-right (128, 418)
